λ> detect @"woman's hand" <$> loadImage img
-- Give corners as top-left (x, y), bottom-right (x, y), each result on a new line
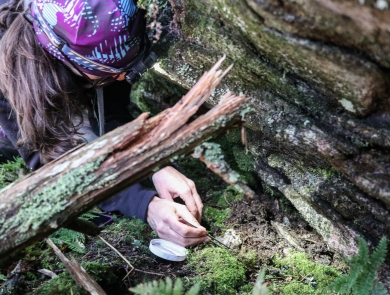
top-left (146, 197), bottom-right (209, 247)
top-left (152, 166), bottom-right (203, 222)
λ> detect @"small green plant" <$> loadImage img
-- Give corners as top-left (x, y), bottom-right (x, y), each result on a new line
top-left (0, 157), bottom-right (27, 189)
top-left (130, 277), bottom-right (201, 295)
top-left (50, 228), bottom-right (86, 254)
top-left (0, 273), bottom-right (6, 281)
top-left (137, 0), bottom-right (168, 10)
top-left (252, 269), bottom-right (269, 295)
top-left (328, 237), bottom-right (389, 295)
top-left (188, 247), bottom-right (246, 295)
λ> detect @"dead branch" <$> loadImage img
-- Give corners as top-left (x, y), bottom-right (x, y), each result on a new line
top-left (0, 56), bottom-right (250, 258)
top-left (46, 238), bottom-right (107, 295)
top-left (192, 141), bottom-right (258, 199)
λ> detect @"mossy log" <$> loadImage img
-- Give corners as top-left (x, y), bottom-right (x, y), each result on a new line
top-left (147, 0), bottom-right (390, 265)
top-left (0, 59), bottom-right (249, 259)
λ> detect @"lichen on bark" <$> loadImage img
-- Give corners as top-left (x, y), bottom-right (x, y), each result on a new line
top-left (144, 0), bottom-right (390, 275)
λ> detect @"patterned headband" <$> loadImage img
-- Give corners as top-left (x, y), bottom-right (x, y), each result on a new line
top-left (30, 0), bottom-right (146, 76)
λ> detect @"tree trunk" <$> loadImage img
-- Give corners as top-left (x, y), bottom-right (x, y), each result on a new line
top-left (0, 60), bottom-right (249, 258)
top-left (150, 0), bottom-right (390, 264)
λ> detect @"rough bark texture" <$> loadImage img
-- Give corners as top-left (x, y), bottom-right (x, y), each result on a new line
top-left (148, 0), bottom-right (390, 271)
top-left (0, 61), bottom-right (249, 258)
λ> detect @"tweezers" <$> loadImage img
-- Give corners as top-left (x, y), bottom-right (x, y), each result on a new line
top-left (178, 218), bottom-right (231, 249)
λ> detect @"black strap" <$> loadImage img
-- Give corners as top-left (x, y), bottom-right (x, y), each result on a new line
top-left (96, 88), bottom-right (105, 136)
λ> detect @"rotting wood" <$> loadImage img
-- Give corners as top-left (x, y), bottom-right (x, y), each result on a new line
top-left (0, 56), bottom-right (250, 259)
top-left (192, 141), bottom-right (258, 199)
top-left (46, 238), bottom-right (107, 295)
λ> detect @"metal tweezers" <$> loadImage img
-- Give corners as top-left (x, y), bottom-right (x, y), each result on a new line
top-left (178, 218), bottom-right (231, 249)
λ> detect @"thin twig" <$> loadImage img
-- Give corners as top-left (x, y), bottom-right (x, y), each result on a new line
top-left (98, 235), bottom-right (134, 280)
top-left (134, 268), bottom-right (165, 276)
top-left (223, 191), bottom-right (232, 206)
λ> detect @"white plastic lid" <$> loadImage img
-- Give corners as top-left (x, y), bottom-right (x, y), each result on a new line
top-left (149, 239), bottom-right (188, 261)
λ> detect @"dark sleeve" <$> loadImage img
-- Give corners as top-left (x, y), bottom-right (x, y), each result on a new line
top-left (0, 94), bottom-right (42, 171)
top-left (97, 82), bottom-right (156, 221)
top-left (98, 183), bottom-right (156, 222)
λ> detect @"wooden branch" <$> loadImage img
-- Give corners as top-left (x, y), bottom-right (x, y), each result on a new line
top-left (0, 56), bottom-right (250, 258)
top-left (46, 238), bottom-right (107, 295)
top-left (192, 142), bottom-right (258, 199)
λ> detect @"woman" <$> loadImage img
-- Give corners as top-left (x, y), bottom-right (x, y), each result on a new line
top-left (0, 0), bottom-right (208, 246)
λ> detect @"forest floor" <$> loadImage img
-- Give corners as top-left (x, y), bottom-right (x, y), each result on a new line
top-left (0, 147), bottom-right (349, 295)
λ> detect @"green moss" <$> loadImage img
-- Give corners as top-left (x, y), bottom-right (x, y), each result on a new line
top-left (0, 157), bottom-right (27, 190)
top-left (238, 249), bottom-right (258, 271)
top-left (268, 252), bottom-right (341, 294)
top-left (131, 70), bottom-right (187, 115)
top-left (232, 146), bottom-right (254, 172)
top-left (188, 247), bottom-right (246, 295)
top-left (107, 217), bottom-right (153, 245)
top-left (203, 206), bottom-right (230, 228)
top-left (311, 167), bottom-right (339, 180)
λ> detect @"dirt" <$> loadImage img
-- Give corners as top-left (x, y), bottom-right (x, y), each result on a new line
top-left (0, 190), bottom-right (344, 295)
top-left (224, 193), bottom-right (343, 269)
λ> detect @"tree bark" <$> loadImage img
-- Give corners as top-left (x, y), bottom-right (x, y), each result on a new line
top-left (148, 0), bottom-right (390, 265)
top-left (0, 58), bottom-right (249, 259)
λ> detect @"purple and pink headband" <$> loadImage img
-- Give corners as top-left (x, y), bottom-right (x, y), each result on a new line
top-left (30, 0), bottom-right (146, 76)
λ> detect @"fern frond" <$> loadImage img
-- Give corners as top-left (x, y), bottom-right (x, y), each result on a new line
top-left (185, 283), bottom-right (200, 295)
top-left (329, 237), bottom-right (388, 295)
top-left (50, 228), bottom-right (86, 254)
top-left (171, 278), bottom-right (183, 295)
top-left (130, 278), bottom-right (200, 295)
top-left (252, 269), bottom-right (269, 295)
top-left (80, 210), bottom-right (101, 221)
top-left (370, 283), bottom-right (389, 295)
top-left (328, 275), bottom-right (351, 294)
top-left (369, 238), bottom-right (388, 272)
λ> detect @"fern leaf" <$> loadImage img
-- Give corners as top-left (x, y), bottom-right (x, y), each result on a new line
top-left (50, 228), bottom-right (86, 254)
top-left (252, 269), bottom-right (269, 295)
top-left (172, 278), bottom-right (183, 295)
top-left (328, 275), bottom-right (352, 294)
top-left (371, 283), bottom-right (389, 295)
top-left (369, 238), bottom-right (387, 271)
top-left (185, 282), bottom-right (200, 295)
top-left (165, 277), bottom-right (173, 293)
top-left (329, 237), bottom-right (388, 295)
top-left (350, 237), bottom-right (370, 265)
top-left (130, 278), bottom-right (200, 295)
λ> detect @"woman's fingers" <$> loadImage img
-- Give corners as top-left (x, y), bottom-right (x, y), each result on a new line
top-left (146, 197), bottom-right (209, 247)
top-left (152, 166), bottom-right (204, 221)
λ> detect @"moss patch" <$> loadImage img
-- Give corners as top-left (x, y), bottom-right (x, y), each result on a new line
top-left (203, 206), bottom-right (231, 228)
top-left (268, 252), bottom-right (341, 294)
top-left (0, 157), bottom-right (27, 190)
top-left (188, 247), bottom-right (246, 295)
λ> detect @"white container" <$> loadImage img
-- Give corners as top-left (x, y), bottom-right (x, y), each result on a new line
top-left (149, 239), bottom-right (188, 261)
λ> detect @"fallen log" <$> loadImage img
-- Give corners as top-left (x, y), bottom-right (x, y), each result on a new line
top-left (0, 56), bottom-right (250, 258)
